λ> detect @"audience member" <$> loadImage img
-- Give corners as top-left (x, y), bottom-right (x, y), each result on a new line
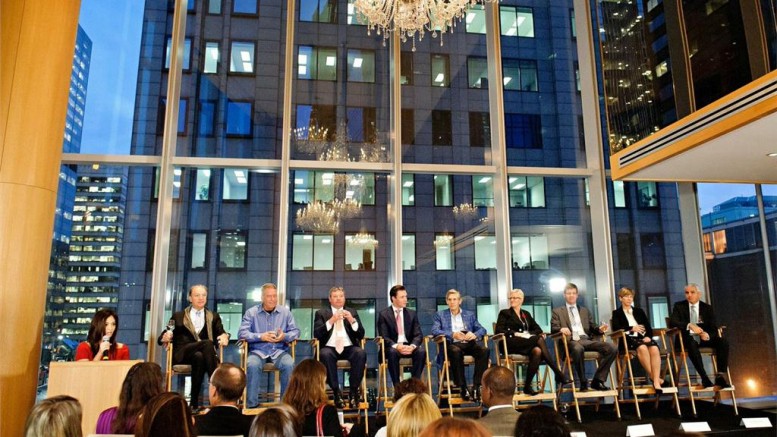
top-left (478, 366), bottom-right (520, 436)
top-left (513, 405), bottom-right (570, 437)
top-left (76, 308), bottom-right (129, 361)
top-left (195, 363), bottom-right (254, 437)
top-left (283, 359), bottom-right (351, 437)
top-left (134, 392), bottom-right (196, 437)
top-left (418, 417), bottom-right (491, 437)
top-left (375, 378), bottom-right (430, 437)
top-left (96, 362), bottom-right (163, 434)
top-left (24, 395), bottom-right (82, 437)
top-left (386, 393), bottom-right (442, 437)
top-left (249, 404), bottom-right (301, 437)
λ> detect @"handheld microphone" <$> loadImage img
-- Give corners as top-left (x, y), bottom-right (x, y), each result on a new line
top-left (101, 335), bottom-right (111, 360)
top-left (166, 319), bottom-right (176, 333)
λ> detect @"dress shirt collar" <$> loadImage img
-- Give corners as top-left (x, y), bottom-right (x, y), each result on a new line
top-left (391, 306), bottom-right (403, 314)
top-left (488, 404), bottom-right (514, 412)
top-left (331, 306), bottom-right (343, 313)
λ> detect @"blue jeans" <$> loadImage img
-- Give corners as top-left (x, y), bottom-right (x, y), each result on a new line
top-left (246, 352), bottom-right (294, 407)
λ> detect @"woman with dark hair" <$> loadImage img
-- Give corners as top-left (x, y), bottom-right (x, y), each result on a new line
top-left (75, 308), bottom-right (129, 361)
top-left (95, 362), bottom-right (163, 434)
top-left (513, 405), bottom-right (571, 437)
top-left (134, 392), bottom-right (196, 437)
top-left (24, 395), bottom-right (82, 437)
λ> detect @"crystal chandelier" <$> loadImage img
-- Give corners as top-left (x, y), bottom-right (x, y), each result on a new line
top-left (434, 234), bottom-right (454, 247)
top-left (453, 202), bottom-right (479, 220)
top-left (295, 201), bottom-right (340, 234)
top-left (353, 0), bottom-right (496, 48)
top-left (331, 198), bottom-right (362, 219)
top-left (348, 231), bottom-right (379, 248)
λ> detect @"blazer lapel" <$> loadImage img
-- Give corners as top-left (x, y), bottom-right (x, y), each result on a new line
top-left (183, 307), bottom-right (198, 339)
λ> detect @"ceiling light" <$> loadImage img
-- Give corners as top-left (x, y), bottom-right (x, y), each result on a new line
top-left (353, 57), bottom-right (363, 68)
top-left (294, 178), bottom-right (303, 185)
top-left (326, 56), bottom-right (336, 66)
top-left (298, 65), bottom-right (307, 75)
top-left (242, 62), bottom-right (252, 72)
top-left (173, 168), bottom-right (182, 176)
top-left (767, 152), bottom-right (777, 157)
top-left (434, 73), bottom-right (445, 83)
top-left (479, 176), bottom-right (491, 183)
top-left (403, 181), bottom-right (414, 187)
top-left (503, 77), bottom-right (512, 86)
top-left (240, 51), bottom-right (251, 62)
top-left (466, 13), bottom-right (475, 24)
top-left (298, 54), bottom-right (308, 65)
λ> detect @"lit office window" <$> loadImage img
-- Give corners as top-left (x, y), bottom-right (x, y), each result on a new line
top-left (434, 174), bottom-right (453, 206)
top-left (508, 176), bottom-right (545, 207)
top-left (226, 101), bottom-right (252, 136)
top-left (218, 230), bottom-right (247, 269)
top-left (435, 234), bottom-right (455, 270)
top-left (469, 112), bottom-right (490, 147)
top-left (203, 42), bottom-right (220, 73)
top-left (432, 110), bottom-right (452, 146)
top-left (570, 8), bottom-right (576, 38)
top-left (346, 0), bottom-right (369, 25)
top-left (229, 41), bottom-right (255, 73)
top-left (193, 168), bottom-right (212, 201)
top-left (613, 181), bottom-right (627, 207)
top-left (295, 104), bottom-right (337, 144)
top-left (187, 0), bottom-right (196, 11)
top-left (297, 46), bottom-right (338, 81)
top-left (474, 235), bottom-right (497, 269)
top-left (473, 176), bottom-right (494, 207)
top-left (152, 167), bottom-right (182, 200)
top-left (505, 113), bottom-right (542, 149)
top-left (346, 107), bottom-right (376, 142)
top-left (400, 52), bottom-right (414, 85)
top-left (465, 5), bottom-right (486, 34)
top-left (500, 6), bottom-right (534, 37)
top-left (345, 233), bottom-right (377, 270)
top-left (233, 0), bottom-right (258, 14)
top-left (503, 59), bottom-right (538, 92)
top-left (189, 232), bottom-right (208, 270)
top-left (648, 297), bottom-right (668, 328)
top-left (402, 174), bottom-right (415, 206)
top-left (208, 0), bottom-right (222, 14)
top-left (292, 234), bottom-right (334, 270)
top-left (292, 170), bottom-right (376, 205)
top-left (431, 54), bottom-right (450, 87)
top-left (198, 101), bottom-right (215, 137)
top-left (347, 49), bottom-right (375, 83)
top-left (468, 57), bottom-right (489, 88)
top-left (216, 302), bottom-right (243, 339)
top-left (511, 234), bottom-right (548, 269)
top-left (165, 38), bottom-right (191, 70)
top-left (402, 234), bottom-right (416, 270)
top-left (300, 0), bottom-right (337, 22)
top-left (222, 169), bottom-right (249, 200)
top-left (637, 182), bottom-right (659, 208)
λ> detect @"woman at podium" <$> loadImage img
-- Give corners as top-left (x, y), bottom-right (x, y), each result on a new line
top-left (75, 308), bottom-right (130, 361)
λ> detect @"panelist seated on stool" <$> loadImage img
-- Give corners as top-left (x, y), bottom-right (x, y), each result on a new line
top-left (668, 283), bottom-right (730, 389)
top-left (238, 282), bottom-right (300, 407)
top-left (550, 283), bottom-right (616, 391)
top-left (158, 284), bottom-right (229, 411)
top-left (313, 286), bottom-right (367, 409)
top-left (377, 285), bottom-right (426, 386)
top-left (431, 289), bottom-right (490, 402)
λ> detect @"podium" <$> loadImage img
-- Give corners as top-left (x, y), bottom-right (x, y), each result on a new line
top-left (48, 360), bottom-right (143, 436)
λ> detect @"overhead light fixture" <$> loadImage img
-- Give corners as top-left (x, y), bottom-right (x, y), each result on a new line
top-left (767, 152), bottom-right (777, 157)
top-left (240, 51), bottom-right (251, 62)
top-left (298, 54), bottom-right (307, 65)
top-left (478, 176), bottom-right (491, 183)
top-left (503, 77), bottom-right (512, 86)
top-left (434, 73), bottom-right (445, 83)
top-left (403, 181), bottom-right (414, 187)
top-left (326, 56), bottom-right (336, 66)
top-left (353, 57), bottom-right (363, 68)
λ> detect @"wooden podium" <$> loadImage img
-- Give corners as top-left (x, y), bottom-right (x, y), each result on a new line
top-left (48, 360), bottom-right (143, 436)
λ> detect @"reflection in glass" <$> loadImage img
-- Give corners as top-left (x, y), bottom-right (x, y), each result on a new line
top-left (189, 232), bottom-right (208, 269)
top-left (203, 42), bottom-right (219, 74)
top-left (435, 234), bottom-right (455, 270)
top-left (402, 174), bottom-right (415, 206)
top-left (508, 176), bottom-right (544, 208)
top-left (468, 57), bottom-right (489, 88)
top-left (402, 234), bottom-right (416, 270)
top-left (229, 41), bottom-right (255, 73)
top-left (511, 234), bottom-right (548, 270)
top-left (347, 49), bottom-right (375, 83)
top-left (431, 54), bottom-right (450, 87)
top-left (292, 234), bottom-right (334, 270)
top-left (194, 169), bottom-right (211, 201)
top-left (222, 169), bottom-right (249, 200)
top-left (473, 176), bottom-right (494, 207)
top-left (475, 235), bottom-right (497, 269)
top-left (434, 175), bottom-right (453, 206)
top-left (500, 6), bottom-right (534, 37)
top-left (165, 38), bottom-right (191, 70)
top-left (218, 231), bottom-right (247, 269)
top-left (345, 233), bottom-right (377, 270)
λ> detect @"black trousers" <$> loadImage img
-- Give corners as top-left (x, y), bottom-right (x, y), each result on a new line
top-left (385, 345), bottom-right (426, 386)
top-left (443, 340), bottom-right (489, 387)
top-left (176, 339), bottom-right (219, 407)
top-left (681, 333), bottom-right (729, 378)
top-left (319, 344), bottom-right (367, 394)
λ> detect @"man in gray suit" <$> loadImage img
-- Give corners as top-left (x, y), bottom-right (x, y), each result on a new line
top-left (551, 283), bottom-right (616, 391)
top-left (478, 366), bottom-right (520, 436)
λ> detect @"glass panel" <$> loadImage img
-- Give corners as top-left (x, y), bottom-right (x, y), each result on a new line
top-left (402, 234), bottom-right (416, 270)
top-left (472, 176), bottom-right (494, 207)
top-left (346, 0), bottom-right (369, 25)
top-left (431, 54), bottom-right (450, 87)
top-left (222, 169), bottom-right (249, 200)
top-left (469, 112), bottom-right (490, 147)
top-left (508, 176), bottom-right (545, 208)
top-left (165, 37), bottom-right (191, 70)
top-left (637, 182), bottom-right (659, 208)
top-left (218, 231), bottom-right (247, 269)
top-left (194, 169), bottom-right (212, 201)
top-left (229, 42), bottom-right (255, 73)
top-left (402, 174), bottom-right (415, 206)
top-left (435, 234), bottom-right (455, 270)
top-left (189, 232), bottom-right (208, 269)
top-left (292, 234), bottom-right (334, 270)
top-left (432, 110), bottom-right (452, 146)
top-left (400, 52), bottom-right (414, 85)
top-left (208, 0), bottom-right (222, 14)
top-left (434, 174), bottom-right (453, 206)
top-left (233, 0), bottom-right (258, 14)
top-left (466, 5), bottom-right (487, 34)
top-left (474, 235), bottom-right (497, 269)
top-left (226, 101), bottom-right (252, 136)
top-left (203, 42), bottom-right (219, 74)
top-left (347, 49), bottom-right (375, 83)
top-left (468, 57), bottom-right (489, 88)
top-left (216, 302), bottom-right (243, 339)
top-left (613, 181), bottom-right (626, 207)
top-left (345, 233), bottom-right (377, 270)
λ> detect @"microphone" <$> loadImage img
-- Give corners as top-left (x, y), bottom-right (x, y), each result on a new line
top-left (101, 335), bottom-right (111, 360)
top-left (166, 319), bottom-right (176, 333)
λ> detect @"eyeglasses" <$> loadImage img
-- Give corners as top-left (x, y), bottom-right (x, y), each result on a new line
top-left (509, 297), bottom-right (523, 300)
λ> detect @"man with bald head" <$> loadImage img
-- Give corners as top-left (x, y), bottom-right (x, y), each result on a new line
top-left (478, 365), bottom-right (520, 436)
top-left (195, 363), bottom-right (254, 437)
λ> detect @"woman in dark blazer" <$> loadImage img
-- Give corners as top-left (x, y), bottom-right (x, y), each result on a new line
top-left (495, 289), bottom-right (570, 394)
top-left (611, 287), bottom-right (663, 393)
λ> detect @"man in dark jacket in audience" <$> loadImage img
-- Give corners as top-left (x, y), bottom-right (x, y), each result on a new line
top-left (195, 363), bottom-right (254, 437)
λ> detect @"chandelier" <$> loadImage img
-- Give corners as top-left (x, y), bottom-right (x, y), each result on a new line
top-left (434, 234), bottom-right (454, 247)
top-left (348, 232), bottom-right (379, 248)
top-left (353, 0), bottom-right (495, 48)
top-left (331, 198), bottom-right (362, 218)
top-left (295, 201), bottom-right (340, 234)
top-left (453, 202), bottom-right (479, 220)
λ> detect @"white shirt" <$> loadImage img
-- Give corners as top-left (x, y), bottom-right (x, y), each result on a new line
top-left (325, 306), bottom-right (358, 349)
top-left (450, 311), bottom-right (466, 341)
top-left (568, 305), bottom-right (586, 338)
top-left (392, 305), bottom-right (409, 345)
top-left (623, 307), bottom-right (639, 336)
top-left (192, 309), bottom-right (205, 333)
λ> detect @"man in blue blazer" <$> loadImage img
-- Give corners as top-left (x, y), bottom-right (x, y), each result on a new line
top-left (431, 289), bottom-right (489, 401)
top-left (377, 285), bottom-right (426, 387)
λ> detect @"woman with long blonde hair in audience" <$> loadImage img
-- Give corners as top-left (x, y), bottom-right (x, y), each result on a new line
top-left (134, 392), bottom-right (196, 437)
top-left (386, 393), bottom-right (442, 437)
top-left (24, 395), bottom-right (83, 437)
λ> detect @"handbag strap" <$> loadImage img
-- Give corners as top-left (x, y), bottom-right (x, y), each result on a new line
top-left (316, 404), bottom-right (325, 437)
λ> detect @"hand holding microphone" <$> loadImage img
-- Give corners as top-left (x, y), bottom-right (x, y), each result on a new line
top-left (99, 335), bottom-right (112, 359)
top-left (162, 319), bottom-right (175, 343)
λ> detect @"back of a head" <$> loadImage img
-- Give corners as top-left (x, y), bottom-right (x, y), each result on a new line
top-left (115, 362), bottom-right (163, 432)
top-left (483, 366), bottom-right (516, 401)
top-left (211, 363), bottom-right (246, 403)
top-left (134, 392), bottom-right (195, 437)
top-left (418, 417), bottom-right (491, 437)
top-left (387, 393), bottom-right (442, 437)
top-left (24, 395), bottom-right (83, 437)
top-left (392, 377), bottom-right (428, 402)
top-left (249, 404), bottom-right (301, 437)
top-left (283, 359), bottom-right (328, 415)
top-left (514, 405), bottom-right (570, 437)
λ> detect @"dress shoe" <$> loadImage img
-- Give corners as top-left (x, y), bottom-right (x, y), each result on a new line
top-left (590, 379), bottom-right (610, 391)
top-left (701, 377), bottom-right (715, 388)
top-left (555, 374), bottom-right (573, 387)
top-left (523, 385), bottom-right (540, 396)
top-left (349, 389), bottom-right (361, 409)
top-left (652, 386), bottom-right (663, 395)
top-left (333, 391), bottom-right (345, 409)
top-left (578, 383), bottom-right (589, 392)
top-left (472, 385), bottom-right (482, 402)
top-left (714, 376), bottom-right (731, 389)
top-left (460, 386), bottom-right (471, 401)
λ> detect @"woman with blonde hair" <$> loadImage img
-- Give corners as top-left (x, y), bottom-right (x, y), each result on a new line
top-left (386, 393), bottom-right (442, 437)
top-left (417, 417), bottom-right (491, 437)
top-left (248, 404), bottom-right (301, 437)
top-left (134, 392), bottom-right (196, 437)
top-left (24, 395), bottom-right (83, 437)
top-left (611, 287), bottom-right (663, 393)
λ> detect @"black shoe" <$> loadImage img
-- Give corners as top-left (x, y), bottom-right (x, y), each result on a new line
top-left (349, 389), bottom-right (361, 409)
top-left (701, 377), bottom-right (715, 388)
top-left (523, 385), bottom-right (540, 396)
top-left (714, 376), bottom-right (731, 389)
top-left (591, 379), bottom-right (610, 391)
top-left (555, 374), bottom-right (573, 387)
top-left (653, 387), bottom-right (663, 395)
top-left (460, 386), bottom-right (471, 401)
top-left (472, 385), bottom-right (481, 402)
top-left (578, 383), bottom-right (589, 392)
top-left (334, 391), bottom-right (345, 409)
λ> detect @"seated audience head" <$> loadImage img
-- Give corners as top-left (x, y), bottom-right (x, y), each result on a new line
top-left (210, 363), bottom-right (246, 405)
top-left (24, 395), bottom-right (82, 437)
top-left (513, 405), bottom-right (571, 437)
top-left (393, 377), bottom-right (428, 402)
top-left (481, 365), bottom-right (516, 407)
top-left (418, 417), bottom-right (491, 437)
top-left (113, 362), bottom-right (163, 433)
top-left (134, 392), bottom-right (195, 437)
top-left (282, 358), bottom-right (328, 415)
top-left (386, 393), bottom-right (442, 437)
top-left (248, 404), bottom-right (301, 437)
top-left (87, 308), bottom-right (119, 349)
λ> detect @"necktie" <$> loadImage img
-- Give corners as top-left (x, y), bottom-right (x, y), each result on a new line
top-left (569, 306), bottom-right (580, 341)
top-left (194, 310), bottom-right (203, 333)
top-left (690, 305), bottom-right (700, 343)
top-left (334, 314), bottom-right (345, 354)
top-left (395, 310), bottom-right (404, 336)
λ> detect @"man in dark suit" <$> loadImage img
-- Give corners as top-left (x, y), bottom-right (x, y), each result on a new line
top-left (669, 283), bottom-right (730, 388)
top-left (377, 284), bottom-right (425, 386)
top-left (195, 363), bottom-right (254, 437)
top-left (550, 283), bottom-right (616, 391)
top-left (313, 286), bottom-right (367, 408)
top-left (431, 289), bottom-right (489, 401)
top-left (478, 366), bottom-right (520, 436)
top-left (158, 284), bottom-right (229, 410)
